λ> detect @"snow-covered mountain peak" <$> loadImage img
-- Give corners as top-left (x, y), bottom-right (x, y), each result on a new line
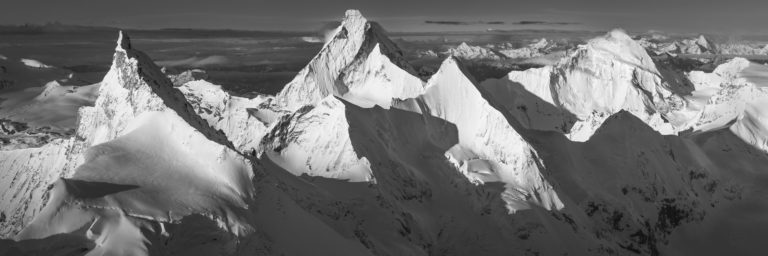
top-left (277, 10), bottom-right (422, 111)
top-left (430, 56), bottom-right (478, 85)
top-left (342, 9), bottom-right (365, 27)
top-left (694, 34), bottom-right (716, 51)
top-left (336, 9), bottom-right (402, 58)
top-left (116, 30), bottom-right (131, 52)
top-left (384, 56), bottom-right (560, 212)
top-left (77, 31), bottom-right (235, 150)
top-left (644, 34), bottom-right (721, 56)
top-left (481, 29), bottom-right (676, 141)
top-left (444, 42), bottom-right (507, 60)
top-left (532, 38), bottom-right (549, 48)
top-left (581, 29), bottom-right (659, 73)
top-left (605, 28), bottom-right (633, 40)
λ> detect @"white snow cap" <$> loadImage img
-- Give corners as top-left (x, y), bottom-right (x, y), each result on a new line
top-left (605, 28), bottom-right (633, 41)
top-left (339, 9), bottom-right (367, 37)
top-left (344, 9), bottom-right (364, 21)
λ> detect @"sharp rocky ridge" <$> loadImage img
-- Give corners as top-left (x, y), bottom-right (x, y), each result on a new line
top-left (76, 31), bottom-right (237, 152)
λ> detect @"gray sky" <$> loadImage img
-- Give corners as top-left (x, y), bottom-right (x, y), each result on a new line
top-left (1, 0), bottom-right (766, 34)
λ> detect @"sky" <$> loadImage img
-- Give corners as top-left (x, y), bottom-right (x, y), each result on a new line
top-left (1, 0), bottom-right (767, 34)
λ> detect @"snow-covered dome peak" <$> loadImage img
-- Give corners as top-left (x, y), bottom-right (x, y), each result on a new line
top-left (482, 29), bottom-right (675, 141)
top-left (604, 28), bottom-right (633, 41)
top-left (585, 29), bottom-right (656, 67)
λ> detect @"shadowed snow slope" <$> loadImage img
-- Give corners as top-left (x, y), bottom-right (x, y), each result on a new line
top-left (482, 29), bottom-right (676, 141)
top-left (276, 10), bottom-right (424, 111)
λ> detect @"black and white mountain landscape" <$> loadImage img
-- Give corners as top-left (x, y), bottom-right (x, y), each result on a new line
top-left (2, 2), bottom-right (768, 256)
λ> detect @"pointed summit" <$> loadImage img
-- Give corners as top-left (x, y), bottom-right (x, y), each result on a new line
top-left (342, 9), bottom-right (366, 26)
top-left (116, 30), bottom-right (131, 51)
top-left (277, 10), bottom-right (422, 111)
top-left (75, 31), bottom-right (234, 150)
top-left (399, 55), bottom-right (562, 212)
top-left (695, 34), bottom-right (717, 52)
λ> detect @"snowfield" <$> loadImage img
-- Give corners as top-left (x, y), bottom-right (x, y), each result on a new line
top-left (19, 59), bottom-right (54, 69)
top-left (1, 9), bottom-right (768, 256)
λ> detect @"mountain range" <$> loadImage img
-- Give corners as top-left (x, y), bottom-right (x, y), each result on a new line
top-left (1, 9), bottom-right (768, 256)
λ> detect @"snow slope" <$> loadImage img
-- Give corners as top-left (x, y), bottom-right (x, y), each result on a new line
top-left (672, 58), bottom-right (768, 153)
top-left (408, 57), bottom-right (562, 212)
top-left (19, 59), bottom-right (54, 69)
top-left (17, 110), bottom-right (257, 255)
top-left (0, 139), bottom-right (73, 237)
top-left (0, 80), bottom-right (99, 131)
top-left (178, 80), bottom-right (271, 154)
top-left (262, 97), bottom-right (375, 182)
